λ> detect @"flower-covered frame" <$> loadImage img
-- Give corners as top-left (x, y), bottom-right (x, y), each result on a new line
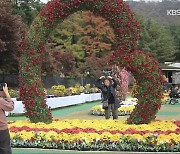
top-left (19, 0), bottom-right (164, 124)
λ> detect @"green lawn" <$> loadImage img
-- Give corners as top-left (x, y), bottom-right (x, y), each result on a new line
top-left (7, 101), bottom-right (100, 121)
top-left (7, 100), bottom-right (180, 121)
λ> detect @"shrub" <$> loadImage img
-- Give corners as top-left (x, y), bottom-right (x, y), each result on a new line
top-left (9, 89), bottom-right (19, 98)
top-left (51, 85), bottom-right (67, 97)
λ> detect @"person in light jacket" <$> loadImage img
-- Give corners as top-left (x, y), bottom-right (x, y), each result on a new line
top-left (96, 76), bottom-right (120, 119)
top-left (0, 83), bottom-right (14, 154)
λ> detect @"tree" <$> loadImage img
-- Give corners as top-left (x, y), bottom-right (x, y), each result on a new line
top-left (51, 50), bottom-right (77, 77)
top-left (82, 11), bottom-right (115, 58)
top-left (166, 24), bottom-right (180, 62)
top-left (42, 47), bottom-right (59, 76)
top-left (78, 11), bottom-right (115, 77)
top-left (79, 53), bottom-right (111, 78)
top-left (0, 0), bottom-right (25, 73)
top-left (49, 12), bottom-right (85, 61)
top-left (42, 46), bottom-right (78, 77)
top-left (137, 18), bottom-right (176, 62)
top-left (12, 0), bottom-right (43, 26)
top-left (50, 11), bottom-right (115, 59)
top-left (49, 11), bottom-right (115, 77)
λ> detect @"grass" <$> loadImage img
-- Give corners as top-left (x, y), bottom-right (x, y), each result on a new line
top-left (7, 101), bottom-right (100, 121)
top-left (7, 100), bottom-right (180, 121)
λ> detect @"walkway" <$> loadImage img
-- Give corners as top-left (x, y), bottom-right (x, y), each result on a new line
top-left (7, 101), bottom-right (180, 121)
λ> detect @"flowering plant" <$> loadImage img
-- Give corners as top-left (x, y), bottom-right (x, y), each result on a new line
top-left (9, 120), bottom-right (180, 152)
top-left (9, 89), bottom-right (19, 98)
top-left (131, 78), bottom-right (138, 98)
top-left (112, 65), bottom-right (129, 101)
top-left (83, 84), bottom-right (99, 94)
top-left (90, 105), bottom-right (135, 116)
top-left (19, 0), bottom-right (164, 124)
top-left (49, 83), bottom-right (99, 96)
top-left (84, 84), bottom-right (91, 94)
top-left (111, 50), bottom-right (165, 124)
top-left (161, 92), bottom-right (169, 104)
top-left (74, 83), bottom-right (83, 94)
top-left (90, 87), bottom-right (99, 93)
top-left (52, 85), bottom-right (67, 97)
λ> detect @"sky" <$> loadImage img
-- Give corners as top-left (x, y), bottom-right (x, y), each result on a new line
top-left (40, 0), bottom-right (162, 4)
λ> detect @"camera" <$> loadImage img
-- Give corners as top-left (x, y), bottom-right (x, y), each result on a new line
top-left (0, 83), bottom-right (5, 91)
top-left (103, 70), bottom-right (112, 77)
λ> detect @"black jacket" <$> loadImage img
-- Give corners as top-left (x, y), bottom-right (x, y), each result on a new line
top-left (96, 78), bottom-right (120, 108)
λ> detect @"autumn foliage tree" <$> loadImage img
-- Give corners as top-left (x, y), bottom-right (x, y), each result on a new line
top-left (0, 0), bottom-right (25, 73)
top-left (79, 53), bottom-right (111, 77)
top-left (82, 11), bottom-right (115, 58)
top-left (48, 11), bottom-right (115, 77)
top-left (49, 12), bottom-right (85, 61)
top-left (42, 47), bottom-right (59, 76)
top-left (41, 40), bottom-right (77, 77)
top-left (51, 50), bottom-right (77, 77)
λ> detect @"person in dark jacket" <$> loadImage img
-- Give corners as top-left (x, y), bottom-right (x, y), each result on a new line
top-left (96, 76), bottom-right (120, 119)
top-left (170, 85), bottom-right (180, 98)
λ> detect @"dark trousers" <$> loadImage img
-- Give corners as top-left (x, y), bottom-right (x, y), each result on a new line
top-left (105, 104), bottom-right (118, 119)
top-left (0, 129), bottom-right (12, 154)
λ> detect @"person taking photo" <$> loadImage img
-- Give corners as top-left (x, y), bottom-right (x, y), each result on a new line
top-left (96, 76), bottom-right (120, 120)
top-left (0, 83), bottom-right (14, 154)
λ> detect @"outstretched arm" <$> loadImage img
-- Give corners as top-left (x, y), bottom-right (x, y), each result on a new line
top-left (96, 76), bottom-right (105, 90)
top-left (107, 76), bottom-right (117, 88)
top-left (112, 78), bottom-right (117, 88)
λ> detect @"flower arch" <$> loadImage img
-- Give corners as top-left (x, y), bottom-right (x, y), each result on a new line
top-left (19, 0), bottom-right (164, 124)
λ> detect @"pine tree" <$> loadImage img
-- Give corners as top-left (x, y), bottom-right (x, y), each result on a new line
top-left (12, 0), bottom-right (43, 26)
top-left (137, 18), bottom-right (176, 62)
top-left (166, 24), bottom-right (180, 62)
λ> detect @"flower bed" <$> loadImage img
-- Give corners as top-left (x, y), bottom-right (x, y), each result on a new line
top-left (90, 105), bottom-right (135, 116)
top-left (161, 92), bottom-right (170, 104)
top-left (9, 120), bottom-right (180, 152)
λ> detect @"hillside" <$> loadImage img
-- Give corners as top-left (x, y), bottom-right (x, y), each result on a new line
top-left (127, 1), bottom-right (180, 25)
